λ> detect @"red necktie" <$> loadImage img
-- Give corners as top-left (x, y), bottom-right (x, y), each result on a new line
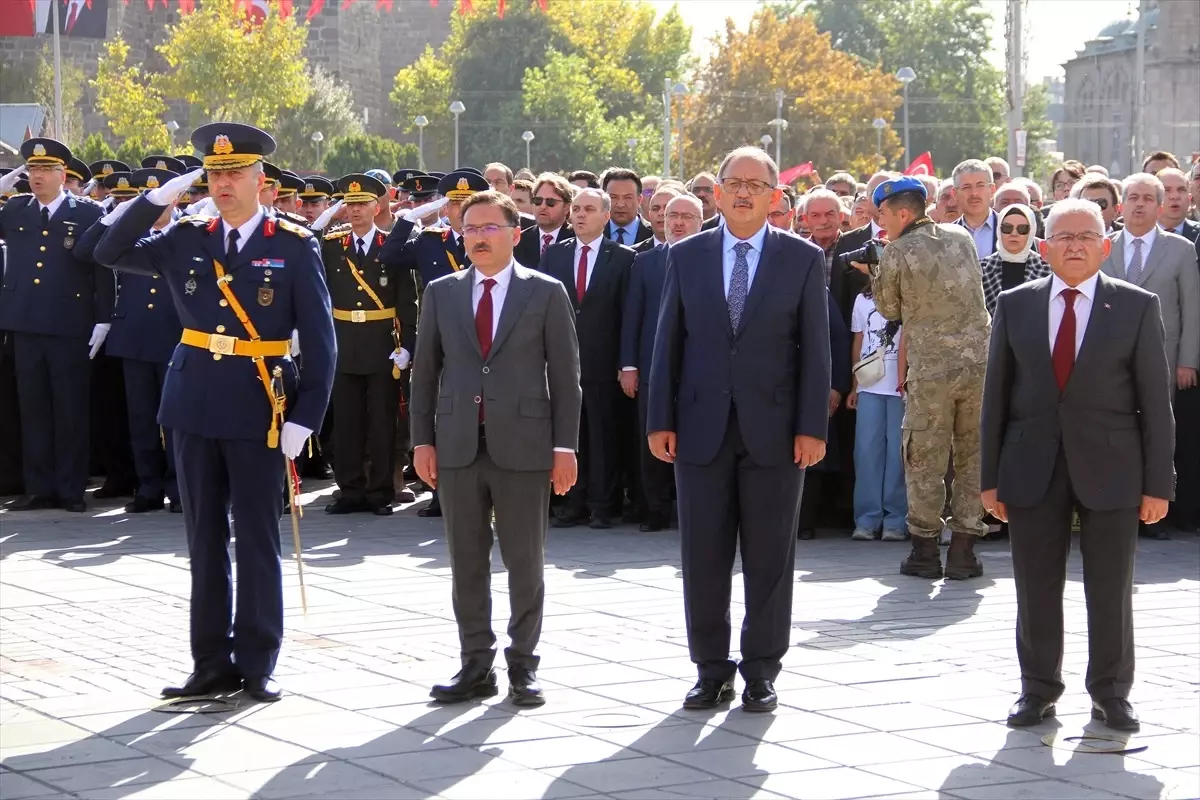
top-left (1052, 288), bottom-right (1080, 392)
top-left (541, 233), bottom-right (552, 256)
top-left (576, 244), bottom-right (590, 303)
top-left (65, 2), bottom-right (78, 32)
top-left (476, 278), bottom-right (496, 421)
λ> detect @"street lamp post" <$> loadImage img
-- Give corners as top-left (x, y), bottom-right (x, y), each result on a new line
top-left (896, 67), bottom-right (916, 165)
top-left (414, 115), bottom-right (428, 170)
top-left (165, 120), bottom-right (179, 150)
top-left (626, 137), bottom-right (637, 167)
top-left (760, 134), bottom-right (773, 152)
top-left (449, 101), bottom-right (465, 169)
top-left (872, 118), bottom-right (887, 167)
top-left (310, 130), bottom-right (324, 170)
top-left (671, 81), bottom-right (688, 178)
top-left (521, 130), bottom-right (535, 171)
top-left (770, 87), bottom-right (786, 166)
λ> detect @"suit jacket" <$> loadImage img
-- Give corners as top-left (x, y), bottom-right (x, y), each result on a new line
top-left (1169, 219), bottom-right (1200, 263)
top-left (700, 215), bottom-right (722, 231)
top-left (514, 222), bottom-right (571, 273)
top-left (632, 236), bottom-right (661, 254)
top-left (620, 243), bottom-right (669, 372)
top-left (980, 273), bottom-right (1175, 510)
top-left (830, 225), bottom-right (872, 324)
top-left (409, 263), bottom-right (581, 471)
top-left (1101, 229), bottom-right (1200, 372)
top-left (647, 225), bottom-right (832, 467)
top-left (543, 237), bottom-right (635, 383)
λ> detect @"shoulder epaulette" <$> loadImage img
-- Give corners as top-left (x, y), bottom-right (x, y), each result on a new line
top-left (176, 214), bottom-right (216, 227)
top-left (277, 218), bottom-right (313, 239)
top-left (422, 225), bottom-right (449, 235)
top-left (323, 226), bottom-right (351, 240)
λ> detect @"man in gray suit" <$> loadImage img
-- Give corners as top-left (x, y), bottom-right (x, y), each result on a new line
top-left (981, 199), bottom-right (1175, 734)
top-left (411, 190), bottom-right (582, 707)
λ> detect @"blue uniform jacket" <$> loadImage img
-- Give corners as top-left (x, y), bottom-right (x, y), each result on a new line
top-left (620, 242), bottom-right (669, 372)
top-left (93, 196), bottom-right (336, 441)
top-left (0, 193), bottom-right (110, 338)
top-left (76, 216), bottom-right (183, 364)
top-left (378, 218), bottom-right (470, 288)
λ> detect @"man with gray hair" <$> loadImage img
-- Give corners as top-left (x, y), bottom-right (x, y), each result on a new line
top-left (1011, 177), bottom-right (1043, 209)
top-left (825, 172), bottom-right (857, 197)
top-left (981, 198), bottom-right (1173, 732)
top-left (951, 159), bottom-right (998, 257)
top-left (933, 179), bottom-right (960, 223)
top-left (986, 156), bottom-right (1011, 186)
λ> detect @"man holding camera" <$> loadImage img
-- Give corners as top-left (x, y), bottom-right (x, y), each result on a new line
top-left (851, 177), bottom-right (991, 580)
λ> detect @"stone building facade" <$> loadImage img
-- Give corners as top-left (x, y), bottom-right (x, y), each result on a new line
top-left (0, 0), bottom-right (452, 141)
top-left (1061, 0), bottom-right (1200, 176)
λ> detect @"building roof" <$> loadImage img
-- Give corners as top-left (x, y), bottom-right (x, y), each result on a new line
top-left (0, 104), bottom-right (46, 152)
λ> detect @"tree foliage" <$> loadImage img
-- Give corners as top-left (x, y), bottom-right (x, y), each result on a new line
top-left (273, 66), bottom-right (364, 172)
top-left (155, 0), bottom-right (310, 129)
top-left (804, 0), bottom-right (1005, 172)
top-left (92, 38), bottom-right (172, 156)
top-left (320, 134), bottom-right (420, 179)
top-left (0, 45), bottom-right (86, 146)
top-left (74, 133), bottom-right (117, 166)
top-left (689, 11), bottom-right (901, 178)
top-left (389, 0), bottom-right (690, 173)
top-left (1021, 83), bottom-right (1058, 185)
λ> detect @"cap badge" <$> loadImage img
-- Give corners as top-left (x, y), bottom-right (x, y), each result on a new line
top-left (305, 182), bottom-right (314, 193)
top-left (102, 164), bottom-right (114, 175)
top-left (155, 160), bottom-right (167, 169)
top-left (348, 181), bottom-right (362, 194)
top-left (116, 177), bottom-right (130, 189)
top-left (456, 177), bottom-right (469, 192)
top-left (212, 134), bottom-right (234, 155)
top-left (883, 184), bottom-right (893, 195)
top-left (32, 144), bottom-right (46, 157)
top-left (146, 176), bottom-right (160, 188)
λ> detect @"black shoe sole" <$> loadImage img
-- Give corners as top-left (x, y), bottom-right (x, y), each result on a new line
top-left (1007, 705), bottom-right (1055, 727)
top-left (742, 697), bottom-right (778, 713)
top-left (508, 688), bottom-right (546, 707)
top-left (161, 676), bottom-right (243, 699)
top-left (430, 682), bottom-right (499, 704)
top-left (900, 564), bottom-right (944, 579)
top-left (683, 686), bottom-right (735, 710)
top-left (1091, 707), bottom-right (1139, 732)
top-left (943, 566), bottom-right (984, 580)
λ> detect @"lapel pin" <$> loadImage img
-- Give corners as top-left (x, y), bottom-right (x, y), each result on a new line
top-left (1104, 303), bottom-right (1111, 309)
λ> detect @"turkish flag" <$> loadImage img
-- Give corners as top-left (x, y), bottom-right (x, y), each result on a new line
top-left (903, 152), bottom-right (934, 176)
top-left (778, 162), bottom-right (814, 185)
top-left (0, 0), bottom-right (48, 36)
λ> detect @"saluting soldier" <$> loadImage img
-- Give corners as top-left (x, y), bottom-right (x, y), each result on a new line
top-left (298, 176), bottom-right (334, 226)
top-left (321, 174), bottom-right (418, 515)
top-left (275, 172), bottom-right (305, 218)
top-left (88, 160), bottom-right (129, 204)
top-left (93, 123), bottom-right (336, 703)
top-left (0, 139), bottom-right (111, 512)
top-left (176, 155), bottom-right (208, 205)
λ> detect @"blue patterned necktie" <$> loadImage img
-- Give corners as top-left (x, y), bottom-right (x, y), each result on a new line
top-left (728, 241), bottom-right (752, 330)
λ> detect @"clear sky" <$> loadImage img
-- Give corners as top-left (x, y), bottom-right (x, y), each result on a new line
top-left (651, 0), bottom-right (1137, 82)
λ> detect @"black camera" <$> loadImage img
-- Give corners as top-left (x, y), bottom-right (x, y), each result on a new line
top-left (845, 239), bottom-right (885, 266)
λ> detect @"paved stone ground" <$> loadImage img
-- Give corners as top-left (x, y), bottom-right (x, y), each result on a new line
top-left (1, 483), bottom-right (1197, 800)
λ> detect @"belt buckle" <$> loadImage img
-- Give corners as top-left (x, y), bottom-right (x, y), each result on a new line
top-left (350, 309), bottom-right (367, 323)
top-left (207, 333), bottom-right (237, 355)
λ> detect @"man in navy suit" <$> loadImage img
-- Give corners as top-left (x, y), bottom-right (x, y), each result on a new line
top-left (619, 193), bottom-right (703, 531)
top-left (647, 147), bottom-right (831, 712)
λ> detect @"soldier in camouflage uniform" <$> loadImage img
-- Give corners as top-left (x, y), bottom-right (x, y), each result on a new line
top-left (853, 177), bottom-right (991, 580)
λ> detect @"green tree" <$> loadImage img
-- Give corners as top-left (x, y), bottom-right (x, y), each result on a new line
top-left (74, 133), bottom-right (118, 166)
top-left (155, 0), bottom-right (310, 129)
top-left (92, 38), bottom-right (172, 156)
top-left (804, 0), bottom-right (1005, 172)
top-left (273, 66), bottom-right (364, 172)
top-left (1020, 83), bottom-right (1057, 186)
top-left (0, 45), bottom-right (86, 145)
top-left (115, 139), bottom-right (151, 168)
top-left (320, 134), bottom-right (419, 178)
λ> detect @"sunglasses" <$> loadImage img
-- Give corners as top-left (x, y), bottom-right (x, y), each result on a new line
top-left (1085, 197), bottom-right (1110, 210)
top-left (532, 196), bottom-right (562, 207)
top-left (1000, 223), bottom-right (1031, 235)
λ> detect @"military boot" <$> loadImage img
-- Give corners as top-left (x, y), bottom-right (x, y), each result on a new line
top-left (900, 534), bottom-right (943, 578)
top-left (944, 532), bottom-right (984, 580)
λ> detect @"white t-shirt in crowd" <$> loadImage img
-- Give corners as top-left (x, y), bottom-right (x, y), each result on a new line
top-left (851, 293), bottom-right (902, 396)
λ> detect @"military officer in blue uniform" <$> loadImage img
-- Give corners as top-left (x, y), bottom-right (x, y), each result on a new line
top-left (298, 176), bottom-right (334, 226)
top-left (65, 159), bottom-right (92, 196)
top-left (103, 171), bottom-right (139, 203)
top-left (275, 172), bottom-right (305, 217)
top-left (0, 138), bottom-right (111, 512)
top-left (93, 123), bottom-right (336, 703)
top-left (176, 155), bottom-right (208, 204)
top-left (87, 160), bottom-right (129, 204)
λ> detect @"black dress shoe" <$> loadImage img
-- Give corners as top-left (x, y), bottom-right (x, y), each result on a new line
top-left (92, 484), bottom-right (134, 499)
top-left (1006, 693), bottom-right (1056, 727)
top-left (622, 508), bottom-right (646, 525)
top-left (1092, 698), bottom-right (1139, 732)
top-left (639, 513), bottom-right (666, 532)
top-left (372, 504), bottom-right (394, 516)
top-left (125, 495), bottom-right (165, 513)
top-left (243, 676), bottom-right (283, 703)
top-left (169, 500), bottom-right (183, 513)
top-left (683, 678), bottom-right (735, 710)
top-left (325, 497), bottom-right (369, 514)
top-left (0, 484), bottom-right (25, 496)
top-left (10, 495), bottom-right (57, 511)
top-left (403, 464), bottom-right (419, 481)
top-left (430, 661), bottom-right (498, 704)
top-left (741, 678), bottom-right (778, 712)
top-left (508, 668), bottom-right (546, 707)
top-left (588, 514), bottom-right (614, 530)
top-left (552, 511), bottom-right (590, 528)
top-left (162, 669), bottom-right (242, 698)
top-left (417, 498), bottom-right (443, 518)
top-left (60, 500), bottom-right (87, 513)
top-left (396, 489), bottom-right (417, 503)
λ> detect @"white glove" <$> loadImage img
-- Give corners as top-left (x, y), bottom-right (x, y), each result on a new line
top-left (88, 323), bottom-right (111, 359)
top-left (289, 329), bottom-right (300, 357)
top-left (80, 178), bottom-right (97, 197)
top-left (390, 348), bottom-right (411, 371)
top-left (280, 421), bottom-right (313, 460)
top-left (403, 196), bottom-right (449, 223)
top-left (99, 198), bottom-right (135, 226)
top-left (184, 196), bottom-right (217, 217)
top-left (146, 167), bottom-right (204, 206)
top-left (311, 199), bottom-right (343, 231)
top-left (0, 169), bottom-right (25, 194)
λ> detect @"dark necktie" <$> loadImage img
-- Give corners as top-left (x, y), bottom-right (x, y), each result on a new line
top-left (1052, 288), bottom-right (1080, 392)
top-left (541, 233), bottom-right (552, 256)
top-left (614, 226), bottom-right (625, 245)
top-left (41, 207), bottom-right (50, 230)
top-left (226, 229), bottom-right (240, 265)
top-left (576, 244), bottom-right (590, 303)
top-left (356, 238), bottom-right (366, 262)
top-left (728, 241), bottom-right (751, 331)
top-left (476, 278), bottom-right (497, 420)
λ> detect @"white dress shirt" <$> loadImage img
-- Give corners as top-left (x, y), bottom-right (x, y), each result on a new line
top-left (353, 225), bottom-right (379, 257)
top-left (38, 190), bottom-right (69, 218)
top-left (721, 222), bottom-right (769, 297)
top-left (221, 206), bottom-right (265, 251)
top-left (538, 226), bottom-right (563, 247)
top-left (1122, 226), bottom-right (1158, 277)
top-left (573, 235), bottom-right (603, 291)
top-left (1048, 272), bottom-right (1098, 357)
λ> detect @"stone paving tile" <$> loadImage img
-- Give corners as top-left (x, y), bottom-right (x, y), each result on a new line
top-left (1, 497), bottom-right (1197, 800)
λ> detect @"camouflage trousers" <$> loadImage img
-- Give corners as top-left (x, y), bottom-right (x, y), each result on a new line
top-left (901, 364), bottom-right (988, 539)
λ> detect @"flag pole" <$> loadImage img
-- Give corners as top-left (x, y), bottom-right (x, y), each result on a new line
top-left (50, 0), bottom-right (64, 139)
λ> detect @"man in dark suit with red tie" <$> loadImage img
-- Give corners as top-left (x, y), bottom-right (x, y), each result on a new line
top-left (981, 199), bottom-right (1175, 733)
top-left (544, 188), bottom-right (635, 528)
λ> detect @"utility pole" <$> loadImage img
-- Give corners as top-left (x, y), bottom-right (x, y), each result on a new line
top-left (1006, 0), bottom-right (1025, 178)
top-left (51, 0), bottom-right (63, 139)
top-left (1133, 1), bottom-right (1146, 174)
top-left (662, 78), bottom-right (672, 178)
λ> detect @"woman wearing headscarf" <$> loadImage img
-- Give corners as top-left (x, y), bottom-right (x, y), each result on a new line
top-left (980, 203), bottom-right (1051, 317)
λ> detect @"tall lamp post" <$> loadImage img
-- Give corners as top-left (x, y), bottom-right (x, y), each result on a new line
top-left (769, 87), bottom-right (787, 167)
top-left (521, 130), bottom-right (535, 171)
top-left (671, 81), bottom-right (688, 178)
top-left (896, 67), bottom-right (916, 165)
top-left (626, 137), bottom-right (637, 167)
top-left (872, 118), bottom-right (887, 167)
top-left (760, 134), bottom-right (773, 152)
top-left (414, 115), bottom-right (428, 170)
top-left (449, 100), bottom-right (465, 169)
top-left (165, 120), bottom-right (179, 150)
top-left (310, 130), bottom-right (324, 170)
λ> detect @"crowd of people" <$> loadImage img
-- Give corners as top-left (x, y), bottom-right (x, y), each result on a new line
top-left (0, 124), bottom-right (1196, 725)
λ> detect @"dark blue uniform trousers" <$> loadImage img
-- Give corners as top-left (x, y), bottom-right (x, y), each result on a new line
top-left (13, 332), bottom-right (90, 501)
top-left (123, 359), bottom-right (177, 502)
top-left (175, 430), bottom-right (284, 680)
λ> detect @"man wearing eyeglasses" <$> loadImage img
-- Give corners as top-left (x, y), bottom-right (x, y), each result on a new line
top-left (951, 159), bottom-right (998, 257)
top-left (1070, 174), bottom-right (1122, 233)
top-left (981, 199), bottom-right (1174, 734)
top-left (514, 173), bottom-right (574, 271)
